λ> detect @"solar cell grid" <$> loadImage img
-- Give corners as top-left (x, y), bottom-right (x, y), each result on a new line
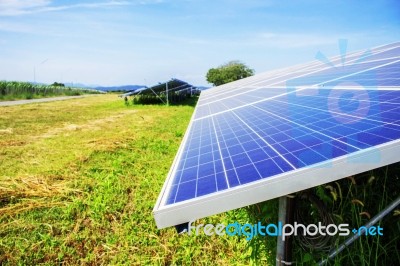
top-left (165, 87), bottom-right (400, 205)
top-left (357, 46), bottom-right (400, 62)
top-left (198, 62), bottom-right (400, 121)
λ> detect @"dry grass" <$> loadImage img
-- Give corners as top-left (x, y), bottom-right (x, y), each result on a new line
top-left (0, 175), bottom-right (79, 217)
top-left (0, 95), bottom-right (146, 216)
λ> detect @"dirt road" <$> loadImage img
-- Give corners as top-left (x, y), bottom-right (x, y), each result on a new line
top-left (0, 95), bottom-right (98, 107)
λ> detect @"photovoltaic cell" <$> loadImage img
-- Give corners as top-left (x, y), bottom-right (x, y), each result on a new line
top-left (154, 42), bottom-right (400, 229)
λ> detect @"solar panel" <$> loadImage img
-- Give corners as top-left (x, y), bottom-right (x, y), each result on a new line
top-left (153, 42), bottom-right (400, 229)
top-left (132, 79), bottom-right (193, 95)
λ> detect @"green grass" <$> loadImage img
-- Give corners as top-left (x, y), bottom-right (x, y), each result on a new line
top-left (285, 163), bottom-right (400, 265)
top-left (0, 81), bottom-right (101, 101)
top-left (0, 94), bottom-right (253, 265)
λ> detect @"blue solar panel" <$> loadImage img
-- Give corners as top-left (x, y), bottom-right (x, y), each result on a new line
top-left (166, 88), bottom-right (400, 204)
top-left (154, 42), bottom-right (400, 229)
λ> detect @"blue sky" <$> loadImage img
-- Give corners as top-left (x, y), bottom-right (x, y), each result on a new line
top-left (0, 0), bottom-right (399, 86)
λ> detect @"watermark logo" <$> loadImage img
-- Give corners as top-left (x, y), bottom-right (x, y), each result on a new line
top-left (186, 221), bottom-right (383, 241)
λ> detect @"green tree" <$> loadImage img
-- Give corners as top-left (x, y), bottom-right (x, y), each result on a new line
top-left (51, 82), bottom-right (65, 87)
top-left (206, 60), bottom-right (254, 86)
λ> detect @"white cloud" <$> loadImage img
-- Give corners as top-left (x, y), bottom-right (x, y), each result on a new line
top-left (0, 0), bottom-right (51, 15)
top-left (0, 0), bottom-right (130, 16)
top-left (0, 0), bottom-right (50, 9)
top-left (139, 0), bottom-right (165, 4)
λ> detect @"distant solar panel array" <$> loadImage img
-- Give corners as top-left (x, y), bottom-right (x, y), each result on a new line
top-left (153, 42), bottom-right (400, 229)
top-left (130, 78), bottom-right (200, 104)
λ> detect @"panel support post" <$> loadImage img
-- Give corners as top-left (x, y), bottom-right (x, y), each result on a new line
top-left (166, 82), bottom-right (169, 106)
top-left (276, 195), bottom-right (294, 266)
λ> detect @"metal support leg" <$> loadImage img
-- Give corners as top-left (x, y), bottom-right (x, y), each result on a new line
top-left (276, 195), bottom-right (295, 266)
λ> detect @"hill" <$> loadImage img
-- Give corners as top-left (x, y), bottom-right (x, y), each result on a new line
top-left (94, 85), bottom-right (145, 92)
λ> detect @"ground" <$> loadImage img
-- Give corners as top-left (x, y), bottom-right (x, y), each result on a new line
top-left (0, 94), bottom-right (254, 265)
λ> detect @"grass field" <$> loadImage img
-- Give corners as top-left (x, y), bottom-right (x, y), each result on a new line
top-left (1, 94), bottom-right (399, 265)
top-left (0, 94), bottom-right (256, 265)
top-left (0, 81), bottom-right (101, 101)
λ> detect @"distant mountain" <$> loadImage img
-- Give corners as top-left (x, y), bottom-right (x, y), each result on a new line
top-left (94, 85), bottom-right (146, 92)
top-left (60, 83), bottom-right (144, 91)
top-left (63, 82), bottom-right (99, 88)
top-left (61, 82), bottom-right (208, 92)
